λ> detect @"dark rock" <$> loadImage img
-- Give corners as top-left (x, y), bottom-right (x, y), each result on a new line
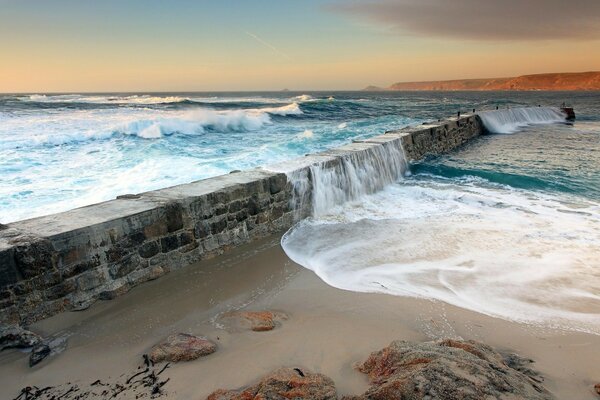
top-left (0, 325), bottom-right (41, 350)
top-left (160, 234), bottom-right (180, 253)
top-left (349, 339), bottom-right (552, 400)
top-left (29, 334), bottom-right (69, 366)
top-left (13, 237), bottom-right (55, 279)
top-left (194, 221), bottom-right (211, 239)
top-left (149, 333), bottom-right (216, 363)
top-left (207, 367), bottom-right (337, 400)
top-left (109, 253), bottom-right (140, 279)
top-left (138, 241), bottom-right (160, 259)
top-left (29, 343), bottom-right (50, 366)
top-left (211, 218), bottom-right (228, 235)
top-left (269, 175), bottom-right (286, 195)
top-left (0, 247), bottom-right (19, 286)
top-left (165, 202), bottom-right (184, 233)
top-left (595, 383), bottom-right (600, 396)
top-left (219, 310), bottom-right (288, 332)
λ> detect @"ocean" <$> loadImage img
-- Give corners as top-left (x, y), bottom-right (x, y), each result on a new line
top-left (1, 91), bottom-right (599, 334)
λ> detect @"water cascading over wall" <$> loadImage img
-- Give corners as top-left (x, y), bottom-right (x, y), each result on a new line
top-left (0, 111), bottom-right (530, 326)
top-left (478, 107), bottom-right (567, 134)
top-left (272, 140), bottom-right (409, 218)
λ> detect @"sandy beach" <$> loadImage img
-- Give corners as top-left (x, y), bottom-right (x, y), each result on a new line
top-left (1, 234), bottom-right (598, 399)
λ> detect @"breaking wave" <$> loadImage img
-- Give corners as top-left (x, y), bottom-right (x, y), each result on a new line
top-left (23, 94), bottom-right (189, 105)
top-left (5, 103), bottom-right (303, 145)
top-left (479, 106), bottom-right (566, 134)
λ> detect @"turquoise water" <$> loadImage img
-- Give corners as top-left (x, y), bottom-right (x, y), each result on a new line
top-left (414, 122), bottom-right (600, 200)
top-left (1, 91), bottom-right (598, 222)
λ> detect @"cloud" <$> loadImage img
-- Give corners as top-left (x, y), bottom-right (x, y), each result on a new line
top-left (330, 0), bottom-right (600, 41)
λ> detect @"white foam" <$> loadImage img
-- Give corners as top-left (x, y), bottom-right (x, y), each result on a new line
top-left (297, 129), bottom-right (314, 139)
top-left (1, 103), bottom-right (303, 145)
top-left (479, 106), bottom-right (566, 134)
top-left (22, 94), bottom-right (188, 105)
top-left (292, 94), bottom-right (314, 102)
top-left (282, 180), bottom-right (600, 334)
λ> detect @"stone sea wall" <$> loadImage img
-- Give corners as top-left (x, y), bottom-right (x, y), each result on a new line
top-left (0, 114), bottom-right (483, 326)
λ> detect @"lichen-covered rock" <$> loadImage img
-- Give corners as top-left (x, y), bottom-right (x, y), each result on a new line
top-left (219, 310), bottom-right (288, 332)
top-left (149, 333), bottom-right (216, 363)
top-left (0, 324), bottom-right (41, 350)
top-left (347, 339), bottom-right (552, 400)
top-left (207, 367), bottom-right (337, 400)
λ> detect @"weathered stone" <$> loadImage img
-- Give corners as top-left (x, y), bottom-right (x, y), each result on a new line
top-left (0, 247), bottom-right (18, 287)
top-left (0, 325), bottom-right (41, 350)
top-left (66, 291), bottom-right (97, 311)
top-left (594, 383), bottom-right (600, 395)
top-left (138, 241), bottom-right (160, 259)
top-left (269, 175), bottom-right (286, 195)
top-left (207, 368), bottom-right (337, 400)
top-left (165, 202), bottom-right (184, 232)
top-left (144, 220), bottom-right (168, 239)
top-left (160, 234), bottom-right (180, 253)
top-left (98, 281), bottom-right (130, 300)
top-left (29, 333), bottom-right (68, 367)
top-left (127, 266), bottom-right (165, 285)
top-left (109, 253), bottom-right (141, 279)
top-left (75, 269), bottom-right (106, 291)
top-left (219, 310), bottom-right (288, 332)
top-left (149, 333), bottom-right (216, 363)
top-left (61, 255), bottom-right (102, 279)
top-left (210, 218), bottom-right (228, 235)
top-left (13, 238), bottom-right (55, 279)
top-left (193, 220), bottom-right (210, 239)
top-left (31, 270), bottom-right (61, 289)
top-left (349, 339), bottom-right (552, 400)
top-left (45, 279), bottom-right (76, 300)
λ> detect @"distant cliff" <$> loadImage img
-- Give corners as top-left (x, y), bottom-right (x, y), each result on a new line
top-left (371, 71), bottom-right (600, 91)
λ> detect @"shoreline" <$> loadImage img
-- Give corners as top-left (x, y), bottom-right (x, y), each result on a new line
top-left (1, 234), bottom-right (599, 399)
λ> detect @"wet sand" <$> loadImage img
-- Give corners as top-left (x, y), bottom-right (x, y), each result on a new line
top-left (1, 235), bottom-right (599, 399)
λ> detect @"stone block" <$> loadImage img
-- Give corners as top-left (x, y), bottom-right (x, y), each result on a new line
top-left (76, 269), bottom-right (106, 291)
top-left (165, 202), bottom-right (184, 232)
top-left (138, 241), bottom-right (160, 259)
top-left (13, 238), bottom-right (55, 279)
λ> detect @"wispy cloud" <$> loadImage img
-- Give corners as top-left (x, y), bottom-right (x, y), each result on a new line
top-left (245, 31), bottom-right (291, 60)
top-left (329, 0), bottom-right (600, 41)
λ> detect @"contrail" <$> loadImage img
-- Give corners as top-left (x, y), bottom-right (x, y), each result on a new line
top-left (245, 31), bottom-right (291, 61)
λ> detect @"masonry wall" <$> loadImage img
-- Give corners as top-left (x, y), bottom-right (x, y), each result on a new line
top-left (0, 114), bottom-right (484, 326)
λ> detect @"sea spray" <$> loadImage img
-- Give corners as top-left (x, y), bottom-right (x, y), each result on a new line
top-left (479, 106), bottom-right (566, 133)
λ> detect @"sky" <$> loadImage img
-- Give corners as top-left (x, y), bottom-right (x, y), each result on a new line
top-left (1, 0), bottom-right (599, 92)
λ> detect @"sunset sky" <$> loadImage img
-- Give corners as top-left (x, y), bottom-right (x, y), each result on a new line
top-left (1, 0), bottom-right (600, 92)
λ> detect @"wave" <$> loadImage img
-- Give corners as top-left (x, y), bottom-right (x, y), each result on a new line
top-left (22, 94), bottom-right (189, 105)
top-left (282, 179), bottom-right (600, 334)
top-left (20, 94), bottom-right (318, 108)
top-left (479, 106), bottom-right (566, 134)
top-left (292, 94), bottom-right (314, 102)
